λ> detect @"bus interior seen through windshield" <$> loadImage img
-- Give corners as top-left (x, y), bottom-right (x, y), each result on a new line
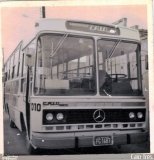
top-left (34, 33), bottom-right (142, 96)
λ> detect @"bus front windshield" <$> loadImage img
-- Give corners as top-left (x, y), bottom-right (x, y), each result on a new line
top-left (34, 33), bottom-right (96, 96)
top-left (97, 39), bottom-right (142, 96)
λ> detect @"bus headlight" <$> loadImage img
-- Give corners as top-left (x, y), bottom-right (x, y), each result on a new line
top-left (46, 113), bottom-right (53, 121)
top-left (110, 29), bottom-right (116, 34)
top-left (137, 112), bottom-right (143, 119)
top-left (56, 113), bottom-right (64, 121)
top-left (129, 112), bottom-right (135, 119)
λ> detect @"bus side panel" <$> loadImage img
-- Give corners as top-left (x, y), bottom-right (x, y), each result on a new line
top-left (14, 109), bottom-right (22, 131)
top-left (15, 94), bottom-right (27, 132)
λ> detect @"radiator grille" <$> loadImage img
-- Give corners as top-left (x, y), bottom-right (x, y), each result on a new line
top-left (43, 108), bottom-right (146, 125)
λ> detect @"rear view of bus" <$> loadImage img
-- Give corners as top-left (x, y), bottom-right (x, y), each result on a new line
top-left (7, 19), bottom-right (149, 153)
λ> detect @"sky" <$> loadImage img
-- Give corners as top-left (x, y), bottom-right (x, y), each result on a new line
top-left (1, 5), bottom-right (147, 62)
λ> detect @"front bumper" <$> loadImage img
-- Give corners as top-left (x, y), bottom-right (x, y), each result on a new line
top-left (31, 130), bottom-right (148, 149)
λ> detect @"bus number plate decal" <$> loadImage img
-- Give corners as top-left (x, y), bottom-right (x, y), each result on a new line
top-left (31, 103), bottom-right (41, 112)
top-left (93, 136), bottom-right (113, 146)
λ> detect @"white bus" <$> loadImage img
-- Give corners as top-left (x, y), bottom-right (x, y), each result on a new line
top-left (3, 19), bottom-right (149, 153)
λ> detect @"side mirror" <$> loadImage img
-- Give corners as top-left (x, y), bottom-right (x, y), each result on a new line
top-left (25, 53), bottom-right (35, 67)
top-left (145, 55), bottom-right (148, 70)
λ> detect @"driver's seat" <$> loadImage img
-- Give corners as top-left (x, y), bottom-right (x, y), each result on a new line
top-left (111, 79), bottom-right (133, 95)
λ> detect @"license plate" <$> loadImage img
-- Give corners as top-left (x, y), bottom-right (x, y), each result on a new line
top-left (93, 136), bottom-right (113, 146)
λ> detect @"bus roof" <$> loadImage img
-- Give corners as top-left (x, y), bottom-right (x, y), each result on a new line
top-left (22, 18), bottom-right (140, 50)
top-left (34, 18), bottom-right (140, 41)
top-left (4, 19), bottom-right (141, 67)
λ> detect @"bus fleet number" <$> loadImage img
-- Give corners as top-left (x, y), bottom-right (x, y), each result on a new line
top-left (31, 103), bottom-right (41, 112)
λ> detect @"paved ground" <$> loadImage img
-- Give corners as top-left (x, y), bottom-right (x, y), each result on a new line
top-left (3, 112), bottom-right (150, 156)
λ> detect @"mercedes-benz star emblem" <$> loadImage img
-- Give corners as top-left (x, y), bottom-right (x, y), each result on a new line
top-left (93, 109), bottom-right (105, 123)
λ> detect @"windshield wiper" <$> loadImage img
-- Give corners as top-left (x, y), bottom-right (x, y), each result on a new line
top-left (103, 89), bottom-right (111, 97)
top-left (108, 40), bottom-right (121, 58)
top-left (50, 33), bottom-right (68, 58)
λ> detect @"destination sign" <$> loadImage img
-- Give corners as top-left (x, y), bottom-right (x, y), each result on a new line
top-left (66, 21), bottom-right (120, 35)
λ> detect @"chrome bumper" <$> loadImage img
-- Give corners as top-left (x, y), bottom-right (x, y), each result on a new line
top-left (31, 130), bottom-right (148, 149)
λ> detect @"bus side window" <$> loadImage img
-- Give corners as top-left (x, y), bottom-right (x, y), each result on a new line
top-left (14, 46), bottom-right (21, 77)
top-left (5, 72), bottom-right (7, 82)
top-left (8, 70), bottom-right (10, 80)
top-left (3, 72), bottom-right (7, 82)
top-left (37, 39), bottom-right (42, 67)
top-left (24, 39), bottom-right (36, 69)
top-left (21, 54), bottom-right (25, 77)
top-left (21, 78), bottom-right (26, 93)
top-left (17, 62), bottom-right (20, 77)
top-left (12, 66), bottom-right (15, 78)
top-left (10, 54), bottom-right (15, 80)
top-left (145, 55), bottom-right (148, 70)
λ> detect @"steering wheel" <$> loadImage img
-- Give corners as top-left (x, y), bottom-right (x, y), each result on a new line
top-left (109, 74), bottom-right (127, 82)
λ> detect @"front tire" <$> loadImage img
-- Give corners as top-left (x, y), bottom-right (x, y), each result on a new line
top-left (9, 115), bottom-right (16, 128)
top-left (9, 119), bottom-right (16, 128)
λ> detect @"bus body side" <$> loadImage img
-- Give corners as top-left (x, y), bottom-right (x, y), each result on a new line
top-left (4, 42), bottom-right (28, 133)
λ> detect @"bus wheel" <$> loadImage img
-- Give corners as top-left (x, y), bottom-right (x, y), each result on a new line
top-left (9, 116), bottom-right (16, 128)
top-left (10, 120), bottom-right (16, 128)
top-left (26, 136), bottom-right (37, 154)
